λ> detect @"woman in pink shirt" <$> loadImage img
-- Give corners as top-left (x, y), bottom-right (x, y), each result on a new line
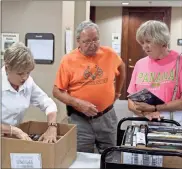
top-left (127, 20), bottom-right (182, 125)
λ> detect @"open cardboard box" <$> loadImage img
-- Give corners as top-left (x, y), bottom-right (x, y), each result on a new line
top-left (1, 121), bottom-right (77, 168)
top-left (121, 145), bottom-right (182, 169)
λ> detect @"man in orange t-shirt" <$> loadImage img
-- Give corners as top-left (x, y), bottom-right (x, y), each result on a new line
top-left (53, 21), bottom-right (125, 153)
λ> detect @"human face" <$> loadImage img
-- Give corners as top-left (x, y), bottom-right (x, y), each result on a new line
top-left (6, 67), bottom-right (32, 88)
top-left (139, 38), bottom-right (166, 60)
top-left (78, 27), bottom-right (100, 57)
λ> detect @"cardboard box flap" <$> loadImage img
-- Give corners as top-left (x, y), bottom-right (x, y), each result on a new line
top-left (19, 121), bottom-right (77, 136)
top-left (55, 125), bottom-right (77, 168)
top-left (2, 121), bottom-right (77, 168)
top-left (57, 123), bottom-right (75, 136)
top-left (18, 121), bottom-right (31, 133)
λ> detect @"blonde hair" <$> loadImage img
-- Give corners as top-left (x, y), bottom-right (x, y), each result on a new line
top-left (4, 42), bottom-right (35, 72)
top-left (136, 20), bottom-right (170, 46)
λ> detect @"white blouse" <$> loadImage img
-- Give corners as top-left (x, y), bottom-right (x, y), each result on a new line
top-left (1, 67), bottom-right (57, 126)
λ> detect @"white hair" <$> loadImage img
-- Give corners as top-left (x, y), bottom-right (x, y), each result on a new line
top-left (76, 20), bottom-right (100, 39)
top-left (4, 42), bottom-right (35, 72)
top-left (136, 20), bottom-right (170, 46)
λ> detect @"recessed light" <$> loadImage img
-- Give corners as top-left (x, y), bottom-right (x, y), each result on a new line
top-left (122, 2), bottom-right (129, 5)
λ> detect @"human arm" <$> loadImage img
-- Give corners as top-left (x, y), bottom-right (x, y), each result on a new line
top-left (52, 86), bottom-right (98, 116)
top-left (115, 62), bottom-right (126, 100)
top-left (53, 60), bottom-right (98, 116)
top-left (1, 124), bottom-right (32, 141)
top-left (30, 80), bottom-right (57, 143)
top-left (135, 98), bottom-right (182, 112)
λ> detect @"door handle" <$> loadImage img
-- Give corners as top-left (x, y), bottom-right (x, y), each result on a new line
top-left (128, 65), bottom-right (135, 68)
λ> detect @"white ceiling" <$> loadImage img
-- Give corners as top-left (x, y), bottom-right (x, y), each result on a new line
top-left (90, 0), bottom-right (182, 7)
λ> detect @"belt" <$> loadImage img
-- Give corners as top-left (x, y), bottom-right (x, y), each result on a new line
top-left (66, 104), bottom-right (113, 120)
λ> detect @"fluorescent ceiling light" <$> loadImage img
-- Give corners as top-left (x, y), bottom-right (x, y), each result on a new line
top-left (122, 2), bottom-right (129, 5)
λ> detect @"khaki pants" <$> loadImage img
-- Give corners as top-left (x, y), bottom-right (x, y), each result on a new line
top-left (68, 108), bottom-right (117, 154)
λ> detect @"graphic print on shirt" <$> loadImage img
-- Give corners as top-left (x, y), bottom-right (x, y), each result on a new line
top-left (84, 65), bottom-right (103, 80)
top-left (80, 64), bottom-right (108, 85)
top-left (136, 69), bottom-right (175, 90)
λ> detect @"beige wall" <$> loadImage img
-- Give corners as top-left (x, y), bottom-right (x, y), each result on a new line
top-left (1, 0), bottom-right (91, 123)
top-left (170, 7), bottom-right (182, 53)
top-left (2, 0), bottom-right (66, 123)
top-left (95, 7), bottom-right (122, 55)
top-left (95, 7), bottom-right (182, 54)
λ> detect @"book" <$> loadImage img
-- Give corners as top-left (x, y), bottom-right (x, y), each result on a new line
top-left (127, 88), bottom-right (165, 105)
top-left (148, 126), bottom-right (182, 134)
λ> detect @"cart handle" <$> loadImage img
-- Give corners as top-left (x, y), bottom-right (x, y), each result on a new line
top-left (100, 146), bottom-right (182, 169)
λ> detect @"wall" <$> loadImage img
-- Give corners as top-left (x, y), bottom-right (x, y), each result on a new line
top-left (95, 7), bottom-right (122, 55)
top-left (1, 0), bottom-right (91, 123)
top-left (96, 7), bottom-right (182, 54)
top-left (95, 7), bottom-right (133, 123)
top-left (1, 0), bottom-right (66, 123)
top-left (170, 7), bottom-right (182, 53)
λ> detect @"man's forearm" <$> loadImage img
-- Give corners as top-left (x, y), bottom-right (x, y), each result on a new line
top-left (115, 63), bottom-right (126, 93)
top-left (156, 99), bottom-right (182, 112)
top-left (53, 86), bottom-right (78, 107)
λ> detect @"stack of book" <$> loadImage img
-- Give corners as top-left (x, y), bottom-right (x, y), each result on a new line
top-left (147, 126), bottom-right (182, 150)
top-left (122, 125), bottom-right (182, 150)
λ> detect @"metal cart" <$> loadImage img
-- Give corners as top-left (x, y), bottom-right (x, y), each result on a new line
top-left (100, 117), bottom-right (182, 169)
top-left (100, 146), bottom-right (182, 169)
top-left (117, 117), bottom-right (181, 146)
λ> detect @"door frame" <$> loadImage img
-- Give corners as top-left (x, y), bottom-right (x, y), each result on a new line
top-left (90, 6), bottom-right (96, 23)
top-left (120, 7), bottom-right (171, 99)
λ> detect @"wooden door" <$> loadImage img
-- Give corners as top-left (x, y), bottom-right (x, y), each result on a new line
top-left (120, 7), bottom-right (171, 99)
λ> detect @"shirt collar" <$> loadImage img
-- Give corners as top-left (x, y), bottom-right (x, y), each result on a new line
top-left (2, 66), bottom-right (26, 93)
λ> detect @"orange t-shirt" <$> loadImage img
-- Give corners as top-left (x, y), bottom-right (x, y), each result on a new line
top-left (55, 46), bottom-right (123, 112)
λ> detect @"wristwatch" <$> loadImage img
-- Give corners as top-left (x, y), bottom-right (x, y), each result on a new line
top-left (48, 122), bottom-right (58, 128)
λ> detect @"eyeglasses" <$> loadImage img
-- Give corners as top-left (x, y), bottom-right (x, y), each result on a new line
top-left (81, 39), bottom-right (100, 46)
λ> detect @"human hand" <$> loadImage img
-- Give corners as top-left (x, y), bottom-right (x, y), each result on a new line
top-left (128, 99), bottom-right (143, 117)
top-left (73, 98), bottom-right (98, 117)
top-left (144, 111), bottom-right (163, 121)
top-left (135, 102), bottom-right (155, 112)
top-left (38, 126), bottom-right (57, 143)
top-left (12, 127), bottom-right (32, 141)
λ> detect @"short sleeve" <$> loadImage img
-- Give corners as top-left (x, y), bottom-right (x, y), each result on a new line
top-left (110, 48), bottom-right (122, 76)
top-left (54, 58), bottom-right (70, 91)
top-left (115, 55), bottom-right (123, 76)
top-left (127, 65), bottom-right (138, 94)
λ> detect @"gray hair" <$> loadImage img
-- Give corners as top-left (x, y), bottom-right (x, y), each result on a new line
top-left (76, 20), bottom-right (100, 39)
top-left (136, 20), bottom-right (170, 46)
top-left (4, 42), bottom-right (35, 72)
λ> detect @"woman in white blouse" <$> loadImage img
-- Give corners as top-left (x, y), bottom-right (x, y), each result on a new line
top-left (1, 42), bottom-right (58, 143)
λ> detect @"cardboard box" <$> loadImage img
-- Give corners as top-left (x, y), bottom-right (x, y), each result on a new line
top-left (121, 146), bottom-right (182, 169)
top-left (2, 121), bottom-right (77, 168)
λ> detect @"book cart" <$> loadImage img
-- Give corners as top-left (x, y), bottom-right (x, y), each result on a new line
top-left (100, 117), bottom-right (182, 169)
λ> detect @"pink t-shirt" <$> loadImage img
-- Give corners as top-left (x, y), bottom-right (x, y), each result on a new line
top-left (127, 50), bottom-right (182, 103)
